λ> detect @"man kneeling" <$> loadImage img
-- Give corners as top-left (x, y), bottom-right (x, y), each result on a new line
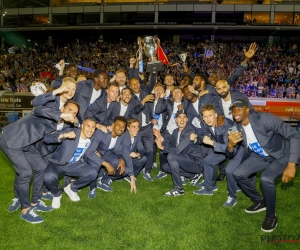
top-left (155, 109), bottom-right (203, 197)
top-left (44, 118), bottom-right (97, 209)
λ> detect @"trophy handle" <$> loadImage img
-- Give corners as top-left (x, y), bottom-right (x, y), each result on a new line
top-left (137, 37), bottom-right (143, 61)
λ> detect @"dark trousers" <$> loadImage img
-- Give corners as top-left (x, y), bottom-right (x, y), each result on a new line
top-left (233, 151), bottom-right (287, 218)
top-left (100, 151), bottom-right (130, 185)
top-left (161, 152), bottom-right (202, 190)
top-left (225, 146), bottom-right (245, 199)
top-left (153, 143), bottom-right (158, 164)
top-left (133, 156), bottom-right (147, 177)
top-left (140, 125), bottom-right (154, 173)
top-left (218, 160), bottom-right (227, 174)
top-left (44, 161), bottom-right (97, 197)
top-left (203, 152), bottom-right (226, 191)
top-left (14, 150), bottom-right (51, 198)
top-left (0, 135), bottom-right (46, 208)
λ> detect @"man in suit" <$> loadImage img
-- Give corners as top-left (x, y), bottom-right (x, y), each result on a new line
top-left (73, 69), bottom-right (108, 118)
top-left (87, 116), bottom-right (132, 193)
top-left (0, 100), bottom-right (79, 224)
top-left (154, 109), bottom-right (203, 197)
top-left (150, 84), bottom-right (168, 170)
top-left (43, 118), bottom-right (98, 209)
top-left (191, 104), bottom-right (234, 196)
top-left (154, 87), bottom-right (189, 138)
top-left (129, 72), bottom-right (156, 181)
top-left (15, 77), bottom-right (78, 201)
top-left (83, 81), bottom-right (119, 132)
top-left (121, 118), bottom-right (147, 189)
top-left (183, 85), bottom-right (222, 133)
top-left (215, 79), bottom-right (254, 122)
top-left (212, 79), bottom-right (254, 181)
top-left (227, 99), bottom-right (300, 232)
top-left (109, 69), bottom-right (128, 91)
top-left (100, 87), bottom-right (144, 130)
top-left (183, 84), bottom-right (222, 159)
top-left (153, 86), bottom-right (189, 179)
top-left (33, 77), bottom-right (77, 109)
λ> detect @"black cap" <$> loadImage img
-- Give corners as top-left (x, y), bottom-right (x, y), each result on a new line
top-left (176, 109), bottom-right (187, 118)
top-left (229, 99), bottom-right (249, 110)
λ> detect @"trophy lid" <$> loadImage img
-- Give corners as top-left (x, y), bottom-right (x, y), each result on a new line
top-left (142, 36), bottom-right (156, 43)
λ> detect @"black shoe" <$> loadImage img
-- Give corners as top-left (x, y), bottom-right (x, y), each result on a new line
top-left (261, 216), bottom-right (278, 233)
top-left (216, 173), bottom-right (227, 181)
top-left (245, 200), bottom-right (266, 214)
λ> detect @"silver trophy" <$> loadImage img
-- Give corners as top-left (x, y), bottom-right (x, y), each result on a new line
top-left (141, 36), bottom-right (163, 72)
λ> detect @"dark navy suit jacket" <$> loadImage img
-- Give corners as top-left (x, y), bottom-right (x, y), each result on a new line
top-left (44, 128), bottom-right (83, 165)
top-left (32, 92), bottom-right (60, 109)
top-left (226, 112), bottom-right (300, 164)
top-left (51, 75), bottom-right (63, 89)
top-left (113, 130), bottom-right (145, 176)
top-left (227, 65), bottom-right (246, 85)
top-left (189, 65), bottom-right (246, 96)
top-left (2, 106), bottom-right (67, 149)
top-left (83, 90), bottom-right (113, 124)
top-left (85, 130), bottom-right (132, 173)
top-left (73, 79), bottom-right (105, 118)
top-left (200, 118), bottom-right (234, 153)
top-left (162, 124), bottom-right (203, 165)
top-left (106, 99), bottom-right (144, 126)
top-left (187, 94), bottom-right (221, 136)
top-left (131, 73), bottom-right (156, 126)
top-left (216, 91), bottom-right (254, 118)
top-left (155, 98), bottom-right (189, 133)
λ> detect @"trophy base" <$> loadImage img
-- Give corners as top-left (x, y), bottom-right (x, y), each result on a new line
top-left (146, 61), bottom-right (163, 73)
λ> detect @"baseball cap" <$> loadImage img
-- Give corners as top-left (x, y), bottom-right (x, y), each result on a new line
top-left (229, 99), bottom-right (249, 110)
top-left (176, 109), bottom-right (187, 117)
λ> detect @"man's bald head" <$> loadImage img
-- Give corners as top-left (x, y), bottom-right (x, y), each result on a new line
top-left (215, 80), bottom-right (230, 99)
top-left (216, 79), bottom-right (229, 88)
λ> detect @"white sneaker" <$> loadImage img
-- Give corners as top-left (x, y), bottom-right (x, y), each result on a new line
top-left (152, 162), bottom-right (158, 169)
top-left (52, 195), bottom-right (62, 209)
top-left (64, 183), bottom-right (80, 202)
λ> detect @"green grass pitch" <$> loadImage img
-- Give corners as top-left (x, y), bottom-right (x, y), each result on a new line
top-left (0, 151), bottom-right (299, 250)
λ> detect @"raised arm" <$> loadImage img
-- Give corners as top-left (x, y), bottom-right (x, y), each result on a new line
top-left (227, 42), bottom-right (258, 85)
top-left (128, 58), bottom-right (139, 80)
top-left (144, 72), bottom-right (157, 94)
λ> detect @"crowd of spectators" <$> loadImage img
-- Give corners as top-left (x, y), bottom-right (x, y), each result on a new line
top-left (1, 39), bottom-right (300, 99)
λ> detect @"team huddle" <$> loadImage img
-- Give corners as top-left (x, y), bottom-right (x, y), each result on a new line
top-left (0, 42), bottom-right (299, 234)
